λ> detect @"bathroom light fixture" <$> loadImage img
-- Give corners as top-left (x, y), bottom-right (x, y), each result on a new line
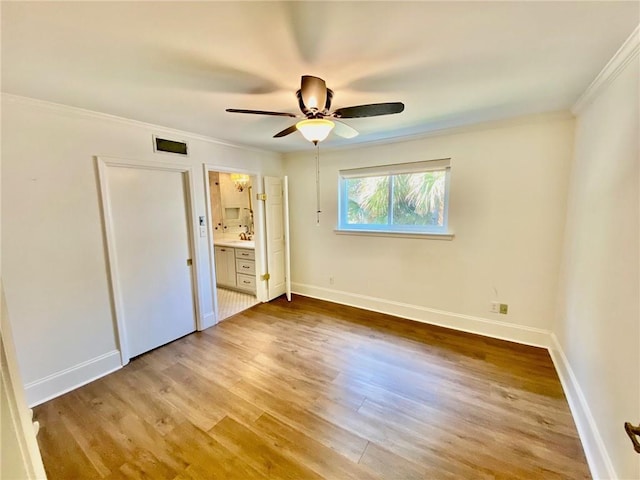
top-left (296, 118), bottom-right (335, 145)
top-left (230, 173), bottom-right (250, 192)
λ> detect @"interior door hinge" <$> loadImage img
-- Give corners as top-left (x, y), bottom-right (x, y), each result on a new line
top-left (186, 258), bottom-right (192, 266)
top-left (261, 273), bottom-right (270, 281)
top-left (257, 193), bottom-right (267, 201)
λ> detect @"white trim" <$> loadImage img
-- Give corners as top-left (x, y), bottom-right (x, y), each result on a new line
top-left (202, 311), bottom-right (216, 330)
top-left (292, 283), bottom-right (550, 348)
top-left (202, 164), bottom-right (221, 324)
top-left (1, 93), bottom-right (274, 155)
top-left (24, 350), bottom-right (121, 407)
top-left (252, 174), bottom-right (269, 303)
top-left (548, 334), bottom-right (615, 480)
top-left (334, 229), bottom-right (454, 240)
top-left (96, 158), bottom-right (130, 364)
top-left (572, 25), bottom-right (640, 115)
top-left (183, 164), bottom-right (204, 330)
top-left (96, 156), bottom-right (202, 364)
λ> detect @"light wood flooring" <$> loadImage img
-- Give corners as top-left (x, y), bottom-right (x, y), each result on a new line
top-left (35, 295), bottom-right (590, 479)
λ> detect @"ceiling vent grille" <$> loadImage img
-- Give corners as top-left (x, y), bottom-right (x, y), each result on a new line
top-left (153, 135), bottom-right (188, 156)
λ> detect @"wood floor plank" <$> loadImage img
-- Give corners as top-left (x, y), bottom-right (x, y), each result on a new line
top-left (208, 416), bottom-right (324, 480)
top-left (250, 412), bottom-right (381, 480)
top-left (163, 421), bottom-right (266, 480)
top-left (359, 441), bottom-right (455, 480)
top-left (308, 393), bottom-right (490, 479)
top-left (357, 397), bottom-right (566, 479)
top-left (36, 402), bottom-right (105, 479)
top-left (163, 362), bottom-right (264, 425)
top-left (228, 379), bottom-right (370, 462)
top-left (34, 295), bottom-right (591, 479)
top-left (101, 367), bottom-right (187, 436)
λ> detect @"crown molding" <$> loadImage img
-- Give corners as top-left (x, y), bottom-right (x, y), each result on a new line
top-left (572, 25), bottom-right (640, 115)
top-left (0, 93), bottom-right (276, 156)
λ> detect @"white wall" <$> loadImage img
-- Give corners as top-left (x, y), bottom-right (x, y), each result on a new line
top-left (1, 95), bottom-right (283, 406)
top-left (1, 101), bottom-right (47, 478)
top-left (552, 30), bottom-right (639, 479)
top-left (284, 113), bottom-right (575, 345)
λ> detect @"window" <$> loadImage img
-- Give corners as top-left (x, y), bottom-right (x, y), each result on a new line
top-left (337, 158), bottom-right (451, 235)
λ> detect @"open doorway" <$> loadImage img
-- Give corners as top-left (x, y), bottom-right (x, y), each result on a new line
top-left (207, 170), bottom-right (259, 320)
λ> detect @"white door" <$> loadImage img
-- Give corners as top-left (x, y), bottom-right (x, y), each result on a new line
top-left (283, 177), bottom-right (292, 301)
top-left (101, 162), bottom-right (197, 359)
top-left (264, 176), bottom-right (291, 301)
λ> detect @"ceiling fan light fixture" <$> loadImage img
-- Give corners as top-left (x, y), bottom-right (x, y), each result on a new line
top-left (296, 118), bottom-right (335, 144)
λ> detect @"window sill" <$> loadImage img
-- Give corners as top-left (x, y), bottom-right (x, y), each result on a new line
top-left (334, 229), bottom-right (454, 240)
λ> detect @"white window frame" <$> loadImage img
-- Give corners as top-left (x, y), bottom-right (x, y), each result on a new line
top-left (336, 158), bottom-right (453, 239)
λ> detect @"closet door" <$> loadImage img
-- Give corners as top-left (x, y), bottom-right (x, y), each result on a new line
top-left (99, 160), bottom-right (197, 360)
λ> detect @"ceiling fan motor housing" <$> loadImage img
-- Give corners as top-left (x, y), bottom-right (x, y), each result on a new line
top-left (296, 88), bottom-right (334, 118)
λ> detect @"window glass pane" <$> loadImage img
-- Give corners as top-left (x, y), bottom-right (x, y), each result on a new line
top-left (392, 171), bottom-right (446, 227)
top-left (338, 161), bottom-right (450, 234)
top-left (345, 176), bottom-right (389, 225)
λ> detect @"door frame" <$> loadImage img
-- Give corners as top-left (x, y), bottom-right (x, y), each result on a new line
top-left (97, 156), bottom-right (202, 366)
top-left (203, 164), bottom-right (268, 323)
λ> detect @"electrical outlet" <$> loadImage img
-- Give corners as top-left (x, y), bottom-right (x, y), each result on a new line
top-left (490, 301), bottom-right (500, 313)
top-left (499, 303), bottom-right (508, 314)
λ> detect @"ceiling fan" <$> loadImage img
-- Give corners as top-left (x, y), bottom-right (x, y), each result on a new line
top-left (226, 75), bottom-right (405, 144)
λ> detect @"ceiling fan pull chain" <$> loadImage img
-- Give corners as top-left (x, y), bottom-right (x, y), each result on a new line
top-left (316, 144), bottom-right (321, 226)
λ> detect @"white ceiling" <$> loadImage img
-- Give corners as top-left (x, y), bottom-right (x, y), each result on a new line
top-left (2, 1), bottom-right (638, 152)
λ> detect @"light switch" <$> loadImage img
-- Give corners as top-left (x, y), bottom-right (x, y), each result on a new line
top-left (199, 226), bottom-right (207, 237)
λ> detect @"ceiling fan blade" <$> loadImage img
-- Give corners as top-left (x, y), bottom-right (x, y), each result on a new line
top-left (273, 124), bottom-right (298, 138)
top-left (300, 75), bottom-right (327, 111)
top-left (333, 120), bottom-right (358, 139)
top-left (226, 108), bottom-right (297, 118)
top-left (332, 102), bottom-right (404, 119)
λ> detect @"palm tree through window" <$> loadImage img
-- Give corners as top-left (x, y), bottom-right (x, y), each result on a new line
top-left (338, 159), bottom-right (451, 234)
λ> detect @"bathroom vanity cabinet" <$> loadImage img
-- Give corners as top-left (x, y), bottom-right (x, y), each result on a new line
top-left (214, 244), bottom-right (256, 294)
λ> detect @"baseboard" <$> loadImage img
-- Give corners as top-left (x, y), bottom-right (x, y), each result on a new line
top-left (24, 350), bottom-right (122, 407)
top-left (292, 283), bottom-right (550, 348)
top-left (548, 334), bottom-right (614, 479)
